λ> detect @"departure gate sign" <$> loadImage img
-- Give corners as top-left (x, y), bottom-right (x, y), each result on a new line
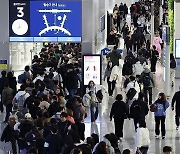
top-left (9, 0), bottom-right (82, 42)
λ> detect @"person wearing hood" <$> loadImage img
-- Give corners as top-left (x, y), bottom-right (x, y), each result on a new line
top-left (106, 46), bottom-right (121, 67)
top-left (102, 134), bottom-right (115, 154)
top-left (141, 65), bottom-right (154, 105)
top-left (132, 58), bottom-right (145, 77)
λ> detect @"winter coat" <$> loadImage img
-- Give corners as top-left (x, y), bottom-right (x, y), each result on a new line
top-left (130, 99), bottom-right (149, 119)
top-left (135, 127), bottom-right (150, 148)
top-left (109, 65), bottom-right (122, 86)
top-left (102, 137), bottom-right (115, 154)
top-left (132, 61), bottom-right (145, 76)
top-left (106, 50), bottom-right (121, 66)
top-left (172, 91), bottom-right (180, 116)
top-left (110, 100), bottom-right (129, 119)
top-left (0, 77), bottom-right (8, 94)
top-left (44, 133), bottom-right (64, 154)
top-left (1, 124), bottom-right (16, 142)
top-left (2, 87), bottom-right (13, 106)
top-left (7, 77), bottom-right (17, 96)
top-left (65, 70), bottom-right (79, 89)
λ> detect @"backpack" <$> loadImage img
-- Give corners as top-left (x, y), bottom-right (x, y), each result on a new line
top-left (142, 73), bottom-right (151, 87)
top-left (18, 72), bottom-right (27, 84)
top-left (150, 103), bottom-right (157, 112)
top-left (96, 90), bottom-right (103, 103)
top-left (126, 82), bottom-right (137, 100)
top-left (130, 103), bottom-right (142, 119)
top-left (16, 93), bottom-right (27, 109)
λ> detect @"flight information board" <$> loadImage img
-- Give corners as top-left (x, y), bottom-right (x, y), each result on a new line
top-left (9, 0), bottom-right (82, 42)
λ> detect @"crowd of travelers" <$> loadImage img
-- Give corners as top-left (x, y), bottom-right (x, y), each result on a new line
top-left (0, 0), bottom-right (176, 154)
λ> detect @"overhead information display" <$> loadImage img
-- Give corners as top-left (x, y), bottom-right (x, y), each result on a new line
top-left (9, 0), bottom-right (82, 42)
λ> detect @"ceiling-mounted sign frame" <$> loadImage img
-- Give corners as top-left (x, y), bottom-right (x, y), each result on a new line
top-left (9, 0), bottom-right (82, 42)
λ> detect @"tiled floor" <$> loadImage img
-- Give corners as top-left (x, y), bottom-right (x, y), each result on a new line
top-left (83, 60), bottom-right (179, 154)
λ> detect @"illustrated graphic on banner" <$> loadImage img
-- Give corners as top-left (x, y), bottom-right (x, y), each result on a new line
top-left (9, 0), bottom-right (82, 42)
top-left (30, 1), bottom-right (82, 37)
top-left (0, 60), bottom-right (8, 69)
top-left (84, 56), bottom-right (101, 85)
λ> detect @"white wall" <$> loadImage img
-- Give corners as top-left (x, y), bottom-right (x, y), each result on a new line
top-left (82, 0), bottom-right (107, 54)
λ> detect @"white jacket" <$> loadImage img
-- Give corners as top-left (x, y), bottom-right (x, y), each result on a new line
top-left (135, 127), bottom-right (150, 147)
top-left (102, 137), bottom-right (115, 154)
top-left (109, 65), bottom-right (122, 86)
top-left (132, 61), bottom-right (144, 76)
top-left (125, 81), bottom-right (140, 99)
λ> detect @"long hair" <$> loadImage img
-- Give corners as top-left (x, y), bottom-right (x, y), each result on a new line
top-left (87, 80), bottom-right (95, 89)
top-left (156, 92), bottom-right (167, 109)
top-left (107, 61), bottom-right (113, 69)
top-left (95, 141), bottom-right (108, 154)
top-left (158, 92), bottom-right (167, 102)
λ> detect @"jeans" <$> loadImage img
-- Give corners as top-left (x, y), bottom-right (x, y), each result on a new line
top-left (107, 77), bottom-right (116, 96)
top-left (5, 104), bottom-right (12, 122)
top-left (114, 118), bottom-right (124, 138)
top-left (67, 88), bottom-right (77, 100)
top-left (144, 87), bottom-right (152, 105)
top-left (90, 104), bottom-right (98, 122)
top-left (155, 116), bottom-right (166, 136)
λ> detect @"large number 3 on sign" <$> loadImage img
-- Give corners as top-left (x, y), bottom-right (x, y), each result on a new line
top-left (17, 7), bottom-right (24, 17)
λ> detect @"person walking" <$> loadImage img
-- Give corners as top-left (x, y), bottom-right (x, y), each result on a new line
top-left (125, 76), bottom-right (140, 107)
top-left (171, 87), bottom-right (180, 130)
top-left (0, 70), bottom-right (8, 112)
top-left (141, 65), bottom-right (155, 105)
top-left (2, 83), bottom-right (14, 123)
top-left (135, 120), bottom-right (150, 154)
top-left (154, 93), bottom-right (169, 139)
top-left (170, 54), bottom-right (176, 87)
top-left (110, 94), bottom-right (129, 141)
top-left (130, 92), bottom-right (149, 130)
top-left (153, 33), bottom-right (163, 58)
top-left (104, 61), bottom-right (115, 96)
top-left (150, 45), bottom-right (159, 73)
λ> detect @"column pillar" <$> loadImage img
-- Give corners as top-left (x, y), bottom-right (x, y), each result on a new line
top-left (0, 0), bottom-right (10, 71)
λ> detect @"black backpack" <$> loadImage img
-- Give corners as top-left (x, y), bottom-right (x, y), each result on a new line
top-left (96, 90), bottom-right (103, 103)
top-left (130, 103), bottom-right (142, 119)
top-left (126, 81), bottom-right (137, 100)
top-left (142, 73), bottom-right (151, 87)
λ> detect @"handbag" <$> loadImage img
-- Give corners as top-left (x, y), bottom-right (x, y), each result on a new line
top-left (150, 104), bottom-right (157, 112)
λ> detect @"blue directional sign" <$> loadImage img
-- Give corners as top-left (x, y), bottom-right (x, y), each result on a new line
top-left (9, 0), bottom-right (82, 42)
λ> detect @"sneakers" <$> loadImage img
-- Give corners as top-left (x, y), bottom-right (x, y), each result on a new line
top-left (176, 126), bottom-right (179, 130)
top-left (155, 135), bottom-right (159, 139)
top-left (162, 136), bottom-right (165, 139)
